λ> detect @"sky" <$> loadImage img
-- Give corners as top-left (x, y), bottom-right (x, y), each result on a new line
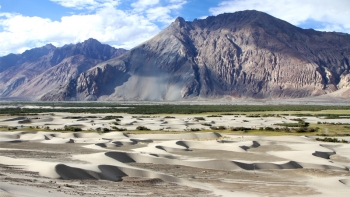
top-left (0, 0), bottom-right (349, 56)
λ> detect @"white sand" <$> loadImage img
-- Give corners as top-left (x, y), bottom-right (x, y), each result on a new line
top-left (0, 113), bottom-right (350, 196)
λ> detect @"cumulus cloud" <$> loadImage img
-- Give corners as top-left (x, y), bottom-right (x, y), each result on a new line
top-left (132, 0), bottom-right (160, 12)
top-left (0, 0), bottom-right (186, 56)
top-left (146, 1), bottom-right (186, 24)
top-left (210, 0), bottom-right (350, 33)
top-left (50, 0), bottom-right (119, 10)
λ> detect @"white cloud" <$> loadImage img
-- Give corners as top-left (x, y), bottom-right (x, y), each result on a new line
top-left (210, 0), bottom-right (350, 33)
top-left (0, 0), bottom-right (187, 56)
top-left (132, 0), bottom-right (160, 12)
top-left (146, 0), bottom-right (187, 24)
top-left (50, 0), bottom-right (119, 10)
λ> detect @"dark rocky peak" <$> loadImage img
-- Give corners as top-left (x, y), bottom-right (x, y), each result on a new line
top-left (0, 44), bottom-right (57, 72)
top-left (43, 43), bottom-right (56, 50)
top-left (0, 53), bottom-right (19, 72)
top-left (186, 10), bottom-right (295, 33)
top-left (174, 17), bottom-right (186, 27)
top-left (50, 38), bottom-right (127, 65)
top-left (81, 38), bottom-right (101, 46)
top-left (20, 44), bottom-right (56, 61)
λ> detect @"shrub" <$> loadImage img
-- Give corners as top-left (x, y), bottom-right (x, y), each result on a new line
top-left (207, 115), bottom-right (222, 117)
top-left (102, 116), bottom-right (123, 120)
top-left (210, 126), bottom-right (226, 130)
top-left (201, 123), bottom-right (212, 126)
top-left (164, 116), bottom-right (175, 118)
top-left (111, 126), bottom-right (127, 131)
top-left (231, 127), bottom-right (251, 131)
top-left (194, 117), bottom-right (205, 121)
top-left (112, 122), bottom-right (120, 125)
top-left (136, 126), bottom-right (150, 131)
top-left (102, 128), bottom-right (111, 133)
top-left (265, 127), bottom-right (274, 131)
top-left (316, 137), bottom-right (348, 143)
top-left (64, 125), bottom-right (82, 131)
top-left (190, 128), bottom-right (201, 131)
top-left (246, 114), bottom-right (261, 117)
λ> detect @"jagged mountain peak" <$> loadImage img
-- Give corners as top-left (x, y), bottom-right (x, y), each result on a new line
top-left (43, 43), bottom-right (56, 50)
top-left (40, 10), bottom-right (350, 101)
top-left (0, 38), bottom-right (127, 99)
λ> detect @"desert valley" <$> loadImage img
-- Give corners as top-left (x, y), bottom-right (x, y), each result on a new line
top-left (0, 103), bottom-right (350, 196)
top-left (1, 6), bottom-right (350, 197)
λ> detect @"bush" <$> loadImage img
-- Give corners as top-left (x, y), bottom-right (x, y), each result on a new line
top-left (201, 123), bottom-right (212, 126)
top-left (265, 127), bottom-right (274, 131)
top-left (274, 123), bottom-right (299, 127)
top-left (190, 128), bottom-right (201, 131)
top-left (231, 127), bottom-right (251, 131)
top-left (164, 116), bottom-right (175, 118)
top-left (111, 126), bottom-right (127, 131)
top-left (136, 126), bottom-right (150, 131)
top-left (102, 116), bottom-right (123, 120)
top-left (194, 117), bottom-right (205, 121)
top-left (102, 128), bottom-right (111, 133)
top-left (207, 115), bottom-right (222, 117)
top-left (296, 127), bottom-right (318, 133)
top-left (246, 114), bottom-right (261, 117)
top-left (64, 125), bottom-right (82, 131)
top-left (316, 137), bottom-right (348, 143)
top-left (112, 122), bottom-right (120, 125)
top-left (210, 126), bottom-right (227, 130)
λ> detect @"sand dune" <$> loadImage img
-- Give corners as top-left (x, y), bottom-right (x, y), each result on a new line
top-left (1, 113), bottom-right (350, 196)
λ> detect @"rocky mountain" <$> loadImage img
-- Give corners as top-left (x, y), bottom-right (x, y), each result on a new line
top-left (41, 10), bottom-right (350, 101)
top-left (0, 39), bottom-right (127, 99)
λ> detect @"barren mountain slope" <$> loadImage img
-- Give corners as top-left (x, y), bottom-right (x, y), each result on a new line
top-left (38, 10), bottom-right (350, 101)
top-left (0, 39), bottom-right (127, 99)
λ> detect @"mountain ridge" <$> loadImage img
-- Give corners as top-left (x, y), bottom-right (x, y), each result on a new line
top-left (1, 10), bottom-right (350, 101)
top-left (41, 10), bottom-right (350, 101)
top-left (0, 39), bottom-right (127, 99)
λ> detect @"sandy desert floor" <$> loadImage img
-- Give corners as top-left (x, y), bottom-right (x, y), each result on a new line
top-left (0, 113), bottom-right (350, 196)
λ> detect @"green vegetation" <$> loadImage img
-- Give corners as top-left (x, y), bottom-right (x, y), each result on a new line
top-left (112, 122), bottom-right (120, 125)
top-left (136, 126), bottom-right (151, 131)
top-left (3, 102), bottom-right (350, 115)
top-left (190, 128), bottom-right (201, 131)
top-left (194, 117), bottom-right (205, 121)
top-left (275, 119), bottom-right (310, 128)
top-left (315, 137), bottom-right (348, 143)
top-left (210, 126), bottom-right (227, 130)
top-left (231, 127), bottom-right (252, 131)
top-left (101, 116), bottom-right (123, 120)
top-left (312, 123), bottom-right (350, 136)
top-left (207, 115), bottom-right (222, 117)
top-left (274, 123), bottom-right (299, 127)
top-left (63, 125), bottom-right (82, 132)
top-left (111, 126), bottom-right (127, 131)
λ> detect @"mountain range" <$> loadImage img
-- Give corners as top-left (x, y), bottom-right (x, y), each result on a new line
top-left (1, 10), bottom-right (350, 101)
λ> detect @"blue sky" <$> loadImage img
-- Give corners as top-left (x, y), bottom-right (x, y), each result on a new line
top-left (0, 0), bottom-right (349, 56)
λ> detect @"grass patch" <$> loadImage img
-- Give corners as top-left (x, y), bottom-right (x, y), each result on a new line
top-left (315, 137), bottom-right (348, 143)
top-left (194, 117), bottom-right (205, 121)
top-left (207, 115), bottom-right (222, 117)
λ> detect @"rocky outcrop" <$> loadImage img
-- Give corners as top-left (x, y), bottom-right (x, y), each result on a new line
top-left (41, 10), bottom-right (350, 101)
top-left (0, 39), bottom-right (127, 99)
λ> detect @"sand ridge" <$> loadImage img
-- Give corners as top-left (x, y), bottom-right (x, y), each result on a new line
top-left (1, 131), bottom-right (350, 196)
top-left (1, 113), bottom-right (350, 196)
